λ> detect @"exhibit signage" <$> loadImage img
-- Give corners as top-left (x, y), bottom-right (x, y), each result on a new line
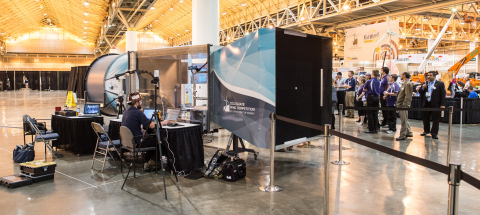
top-left (396, 54), bottom-right (449, 63)
top-left (345, 20), bottom-right (400, 61)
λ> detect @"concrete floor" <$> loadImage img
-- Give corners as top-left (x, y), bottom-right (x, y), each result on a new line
top-left (0, 90), bottom-right (479, 215)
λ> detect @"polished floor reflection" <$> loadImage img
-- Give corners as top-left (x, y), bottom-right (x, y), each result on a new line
top-left (0, 91), bottom-right (479, 214)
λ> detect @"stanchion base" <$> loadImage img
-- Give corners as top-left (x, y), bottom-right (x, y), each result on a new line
top-left (259, 185), bottom-right (284, 192)
top-left (331, 160), bottom-right (350, 165)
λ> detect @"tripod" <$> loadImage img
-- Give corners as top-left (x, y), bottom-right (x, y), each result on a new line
top-left (120, 76), bottom-right (171, 200)
top-left (116, 96), bottom-right (126, 119)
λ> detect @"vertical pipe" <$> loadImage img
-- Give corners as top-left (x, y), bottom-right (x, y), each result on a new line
top-left (324, 124), bottom-right (331, 215)
top-left (259, 113), bottom-right (283, 192)
top-left (447, 106), bottom-right (453, 166)
top-left (460, 97), bottom-right (463, 125)
top-left (447, 163), bottom-right (461, 215)
top-left (320, 69), bottom-right (324, 106)
top-left (339, 104), bottom-right (343, 161)
top-left (269, 113), bottom-right (275, 191)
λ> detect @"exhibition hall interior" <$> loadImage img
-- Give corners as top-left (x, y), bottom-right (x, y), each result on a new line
top-left (2, 0), bottom-right (480, 214)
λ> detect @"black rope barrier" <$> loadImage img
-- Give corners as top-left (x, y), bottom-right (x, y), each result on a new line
top-left (343, 106), bottom-right (480, 112)
top-left (275, 115), bottom-right (480, 191)
top-left (461, 172), bottom-right (480, 191)
top-left (276, 115), bottom-right (324, 132)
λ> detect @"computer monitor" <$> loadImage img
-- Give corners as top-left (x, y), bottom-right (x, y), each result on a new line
top-left (143, 109), bottom-right (155, 119)
top-left (165, 109), bottom-right (180, 121)
top-left (84, 104), bottom-right (100, 115)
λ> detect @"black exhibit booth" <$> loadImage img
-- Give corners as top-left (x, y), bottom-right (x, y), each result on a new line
top-left (0, 70), bottom-right (71, 91)
top-left (409, 97), bottom-right (480, 124)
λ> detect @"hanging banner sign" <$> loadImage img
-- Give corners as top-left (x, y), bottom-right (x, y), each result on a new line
top-left (345, 20), bottom-right (400, 61)
top-left (66, 91), bottom-right (76, 108)
top-left (396, 54), bottom-right (449, 63)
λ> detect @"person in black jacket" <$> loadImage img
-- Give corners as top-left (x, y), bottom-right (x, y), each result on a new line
top-left (417, 71), bottom-right (446, 139)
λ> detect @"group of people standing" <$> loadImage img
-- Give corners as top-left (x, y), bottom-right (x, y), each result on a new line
top-left (335, 68), bottom-right (447, 141)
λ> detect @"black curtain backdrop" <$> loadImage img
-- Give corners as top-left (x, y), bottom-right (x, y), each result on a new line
top-left (76, 66), bottom-right (88, 99)
top-left (6, 71), bottom-right (14, 90)
top-left (58, 71), bottom-right (70, 90)
top-left (67, 67), bottom-right (77, 92)
top-left (41, 71), bottom-right (58, 90)
top-left (0, 71), bottom-right (6, 91)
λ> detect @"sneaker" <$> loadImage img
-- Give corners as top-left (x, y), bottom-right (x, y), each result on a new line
top-left (356, 122), bottom-right (363, 126)
top-left (386, 130), bottom-right (394, 134)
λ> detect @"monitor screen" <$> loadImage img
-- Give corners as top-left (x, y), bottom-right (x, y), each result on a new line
top-left (165, 109), bottom-right (180, 121)
top-left (84, 104), bottom-right (100, 114)
top-left (143, 109), bottom-right (155, 119)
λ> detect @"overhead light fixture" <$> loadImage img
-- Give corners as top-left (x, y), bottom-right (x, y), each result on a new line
top-left (44, 13), bottom-right (47, 16)
top-left (8, 36), bottom-right (11, 38)
top-left (335, 49), bottom-right (337, 52)
top-left (170, 7), bottom-right (173, 10)
top-left (423, 17), bottom-right (428, 21)
top-left (476, 38), bottom-right (479, 41)
top-left (430, 35), bottom-right (433, 38)
top-left (84, 20), bottom-right (88, 23)
top-left (406, 49), bottom-right (409, 50)
top-left (300, 17), bottom-right (305, 21)
top-left (1, 32), bottom-right (3, 35)
top-left (343, 5), bottom-right (350, 10)
top-left (84, 12), bottom-right (88, 16)
top-left (227, 37), bottom-right (231, 40)
top-left (362, 24), bottom-right (365, 26)
top-left (150, 7), bottom-right (154, 10)
top-left (402, 33), bottom-right (405, 36)
top-left (400, 45), bottom-right (402, 48)
top-left (162, 14), bottom-right (164, 16)
top-left (170, 37), bottom-right (173, 39)
top-left (460, 22), bottom-right (465, 25)
top-left (452, 36), bottom-right (455, 39)
top-left (413, 36), bottom-right (416, 38)
top-left (84, 27), bottom-right (87, 29)
top-left (155, 19), bottom-right (158, 21)
top-left (334, 42), bottom-right (337, 45)
top-left (177, 33), bottom-right (180, 35)
top-left (222, 12), bottom-right (227, 15)
top-left (185, 29), bottom-right (188, 32)
top-left (452, 8), bottom-right (457, 12)
top-left (179, 0), bottom-right (183, 2)
top-left (246, 32), bottom-right (249, 35)
top-left (84, 32), bottom-right (86, 34)
top-left (269, 25), bottom-right (273, 28)
top-left (450, 47), bottom-right (452, 49)
top-left (242, 2), bottom-right (247, 6)
top-left (415, 28), bottom-right (421, 31)
top-left (84, 1), bottom-right (89, 6)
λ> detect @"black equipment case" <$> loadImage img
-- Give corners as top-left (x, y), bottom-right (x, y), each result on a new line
top-left (20, 161), bottom-right (56, 176)
top-left (223, 158), bottom-right (246, 182)
top-left (0, 175), bottom-right (33, 188)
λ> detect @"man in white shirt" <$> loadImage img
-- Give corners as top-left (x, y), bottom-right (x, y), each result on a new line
top-left (335, 72), bottom-right (346, 115)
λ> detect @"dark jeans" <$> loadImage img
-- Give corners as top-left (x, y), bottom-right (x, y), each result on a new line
top-left (136, 134), bottom-right (164, 162)
top-left (387, 108), bottom-right (397, 131)
top-left (422, 102), bottom-right (441, 135)
top-left (380, 93), bottom-right (388, 125)
top-left (367, 95), bottom-right (379, 132)
top-left (336, 91), bottom-right (346, 114)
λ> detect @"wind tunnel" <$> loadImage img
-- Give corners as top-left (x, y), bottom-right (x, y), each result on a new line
top-left (85, 53), bottom-right (129, 116)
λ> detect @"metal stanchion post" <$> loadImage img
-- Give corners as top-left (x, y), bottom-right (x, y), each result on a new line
top-left (460, 97), bottom-right (463, 126)
top-left (333, 104), bottom-right (349, 165)
top-left (447, 106), bottom-right (453, 166)
top-left (324, 124), bottom-right (331, 215)
top-left (259, 113), bottom-right (284, 192)
top-left (447, 163), bottom-right (461, 215)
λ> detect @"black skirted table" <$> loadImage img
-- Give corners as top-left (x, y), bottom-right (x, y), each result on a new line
top-left (408, 97), bottom-right (480, 124)
top-left (51, 115), bottom-right (104, 155)
top-left (108, 120), bottom-right (204, 172)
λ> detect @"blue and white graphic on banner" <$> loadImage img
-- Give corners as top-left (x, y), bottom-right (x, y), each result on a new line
top-left (105, 54), bottom-right (128, 110)
top-left (212, 28), bottom-right (276, 149)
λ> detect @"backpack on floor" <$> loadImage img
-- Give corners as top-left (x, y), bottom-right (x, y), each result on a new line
top-left (223, 158), bottom-right (246, 182)
top-left (204, 149), bottom-right (229, 179)
top-left (13, 144), bottom-right (35, 163)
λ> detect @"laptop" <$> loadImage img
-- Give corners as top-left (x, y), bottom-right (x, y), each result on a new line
top-left (165, 109), bottom-right (180, 121)
top-left (143, 109), bottom-right (156, 120)
top-left (83, 104), bottom-right (100, 116)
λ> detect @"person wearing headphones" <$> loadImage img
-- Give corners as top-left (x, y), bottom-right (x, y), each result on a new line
top-left (121, 92), bottom-right (170, 169)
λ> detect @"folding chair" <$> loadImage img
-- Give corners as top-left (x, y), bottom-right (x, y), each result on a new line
top-left (119, 126), bottom-right (156, 178)
top-left (91, 122), bottom-right (122, 172)
top-left (26, 116), bottom-right (60, 160)
top-left (23, 115), bottom-right (52, 146)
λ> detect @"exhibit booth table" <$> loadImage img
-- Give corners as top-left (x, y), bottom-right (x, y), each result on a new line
top-left (108, 120), bottom-right (204, 172)
top-left (408, 97), bottom-right (480, 124)
top-left (51, 115), bottom-right (104, 155)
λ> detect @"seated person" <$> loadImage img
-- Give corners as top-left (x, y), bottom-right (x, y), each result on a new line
top-left (467, 86), bottom-right (479, 98)
top-left (121, 92), bottom-right (170, 169)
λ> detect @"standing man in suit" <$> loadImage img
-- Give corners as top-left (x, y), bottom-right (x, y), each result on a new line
top-left (364, 70), bottom-right (381, 133)
top-left (395, 72), bottom-right (414, 141)
top-left (345, 71), bottom-right (356, 118)
top-left (379, 67), bottom-right (390, 127)
top-left (418, 71), bottom-right (446, 139)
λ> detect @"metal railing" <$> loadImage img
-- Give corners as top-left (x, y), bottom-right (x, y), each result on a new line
top-left (259, 104), bottom-right (480, 215)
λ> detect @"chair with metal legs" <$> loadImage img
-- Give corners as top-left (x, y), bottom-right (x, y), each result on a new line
top-left (91, 122), bottom-right (122, 172)
top-left (23, 115), bottom-right (52, 146)
top-left (26, 116), bottom-right (59, 160)
top-left (119, 126), bottom-right (156, 178)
